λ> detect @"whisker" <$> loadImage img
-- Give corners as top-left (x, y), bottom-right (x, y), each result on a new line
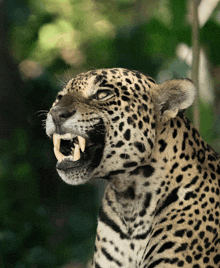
top-left (35, 110), bottom-right (48, 114)
top-left (62, 67), bottom-right (73, 82)
top-left (37, 113), bottom-right (48, 117)
top-left (55, 74), bottom-right (67, 86)
top-left (35, 110), bottom-right (48, 118)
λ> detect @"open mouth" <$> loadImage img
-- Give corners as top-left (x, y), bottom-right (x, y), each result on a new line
top-left (52, 129), bottom-right (105, 172)
top-left (50, 118), bottom-right (106, 177)
top-left (53, 133), bottom-right (87, 162)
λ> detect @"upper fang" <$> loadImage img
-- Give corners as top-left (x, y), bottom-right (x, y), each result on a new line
top-left (78, 136), bottom-right (86, 152)
top-left (53, 134), bottom-right (61, 150)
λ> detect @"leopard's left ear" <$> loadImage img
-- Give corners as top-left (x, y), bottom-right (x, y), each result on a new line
top-left (153, 78), bottom-right (196, 123)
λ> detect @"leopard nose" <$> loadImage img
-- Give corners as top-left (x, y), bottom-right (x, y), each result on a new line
top-left (50, 106), bottom-right (76, 123)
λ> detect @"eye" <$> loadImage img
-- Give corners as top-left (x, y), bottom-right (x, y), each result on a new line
top-left (94, 90), bottom-right (114, 101)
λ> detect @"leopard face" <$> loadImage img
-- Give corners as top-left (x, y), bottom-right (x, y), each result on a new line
top-left (46, 68), bottom-right (158, 185)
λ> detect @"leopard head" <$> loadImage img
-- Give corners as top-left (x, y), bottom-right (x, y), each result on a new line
top-left (46, 68), bottom-right (195, 185)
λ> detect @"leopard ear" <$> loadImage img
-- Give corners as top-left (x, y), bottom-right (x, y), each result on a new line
top-left (153, 78), bottom-right (196, 123)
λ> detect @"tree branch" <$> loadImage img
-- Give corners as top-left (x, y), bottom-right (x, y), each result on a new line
top-left (192, 0), bottom-right (201, 130)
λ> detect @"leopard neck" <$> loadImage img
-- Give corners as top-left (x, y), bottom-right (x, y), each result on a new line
top-left (102, 114), bottom-right (218, 226)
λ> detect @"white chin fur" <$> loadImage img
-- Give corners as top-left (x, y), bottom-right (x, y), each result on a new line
top-left (57, 168), bottom-right (90, 185)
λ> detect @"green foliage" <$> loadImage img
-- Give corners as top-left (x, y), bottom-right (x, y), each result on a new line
top-left (2, 0), bottom-right (220, 267)
top-left (202, 20), bottom-right (220, 65)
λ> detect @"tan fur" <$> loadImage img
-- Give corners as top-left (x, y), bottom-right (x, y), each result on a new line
top-left (46, 68), bottom-right (220, 267)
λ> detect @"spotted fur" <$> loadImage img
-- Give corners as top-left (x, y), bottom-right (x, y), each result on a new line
top-left (46, 68), bottom-right (220, 267)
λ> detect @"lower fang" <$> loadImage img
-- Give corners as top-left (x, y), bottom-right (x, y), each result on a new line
top-left (73, 144), bottom-right (80, 161)
top-left (54, 147), bottom-right (64, 162)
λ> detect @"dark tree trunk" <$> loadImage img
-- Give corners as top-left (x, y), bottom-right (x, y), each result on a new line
top-left (0, 0), bottom-right (25, 138)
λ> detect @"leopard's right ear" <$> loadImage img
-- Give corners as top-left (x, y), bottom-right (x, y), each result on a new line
top-left (152, 78), bottom-right (196, 123)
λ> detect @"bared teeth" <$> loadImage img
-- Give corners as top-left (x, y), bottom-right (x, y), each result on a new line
top-left (54, 147), bottom-right (64, 162)
top-left (73, 144), bottom-right (80, 161)
top-left (52, 133), bottom-right (85, 162)
top-left (53, 134), bottom-right (61, 150)
top-left (78, 136), bottom-right (86, 152)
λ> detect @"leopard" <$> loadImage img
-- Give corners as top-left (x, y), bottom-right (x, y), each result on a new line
top-left (46, 68), bottom-right (220, 267)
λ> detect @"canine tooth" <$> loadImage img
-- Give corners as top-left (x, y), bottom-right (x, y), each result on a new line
top-left (78, 136), bottom-right (86, 152)
top-left (73, 144), bottom-right (80, 161)
top-left (54, 147), bottom-right (64, 162)
top-left (53, 134), bottom-right (61, 150)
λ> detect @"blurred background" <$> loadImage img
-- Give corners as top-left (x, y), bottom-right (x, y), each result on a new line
top-left (1, 0), bottom-right (220, 267)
